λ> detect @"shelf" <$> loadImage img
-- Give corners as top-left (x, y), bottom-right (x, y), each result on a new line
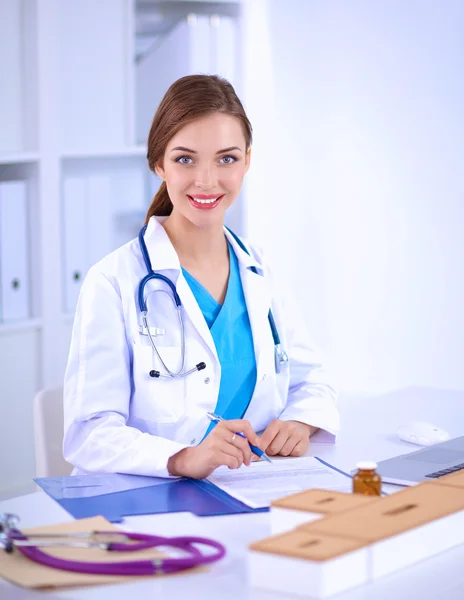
top-left (0, 318), bottom-right (43, 336)
top-left (0, 153), bottom-right (39, 165)
top-left (60, 146), bottom-right (148, 160)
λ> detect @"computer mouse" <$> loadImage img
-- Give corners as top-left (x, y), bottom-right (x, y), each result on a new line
top-left (397, 421), bottom-right (451, 447)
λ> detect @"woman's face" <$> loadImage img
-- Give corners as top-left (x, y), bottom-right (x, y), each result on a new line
top-left (156, 113), bottom-right (251, 228)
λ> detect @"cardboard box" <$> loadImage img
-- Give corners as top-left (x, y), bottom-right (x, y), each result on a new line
top-left (270, 489), bottom-right (379, 535)
top-left (303, 482), bottom-right (464, 580)
top-left (431, 469), bottom-right (464, 489)
top-left (248, 528), bottom-right (368, 598)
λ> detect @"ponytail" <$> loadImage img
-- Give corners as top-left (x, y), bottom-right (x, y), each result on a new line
top-left (144, 181), bottom-right (173, 224)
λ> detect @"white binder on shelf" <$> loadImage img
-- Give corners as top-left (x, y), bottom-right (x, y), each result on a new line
top-left (87, 174), bottom-right (112, 267)
top-left (62, 177), bottom-right (89, 314)
top-left (62, 171), bottom-right (141, 314)
top-left (0, 181), bottom-right (31, 322)
top-left (189, 15), bottom-right (212, 75)
top-left (211, 16), bottom-right (237, 86)
top-left (0, 1), bottom-right (22, 153)
top-left (135, 14), bottom-right (214, 144)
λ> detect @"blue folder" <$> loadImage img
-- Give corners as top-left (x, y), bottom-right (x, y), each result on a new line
top-left (34, 474), bottom-right (268, 522)
top-left (34, 457), bottom-right (356, 522)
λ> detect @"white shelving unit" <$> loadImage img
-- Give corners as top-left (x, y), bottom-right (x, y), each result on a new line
top-left (0, 0), bottom-right (243, 497)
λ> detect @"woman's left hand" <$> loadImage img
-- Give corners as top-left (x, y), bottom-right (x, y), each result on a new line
top-left (258, 419), bottom-right (312, 457)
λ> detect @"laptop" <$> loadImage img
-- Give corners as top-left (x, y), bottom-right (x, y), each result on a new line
top-left (376, 436), bottom-right (464, 486)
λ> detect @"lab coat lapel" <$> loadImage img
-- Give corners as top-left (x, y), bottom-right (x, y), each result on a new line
top-left (143, 217), bottom-right (218, 360)
top-left (239, 264), bottom-right (272, 382)
top-left (176, 275), bottom-right (218, 361)
top-left (223, 226), bottom-right (275, 384)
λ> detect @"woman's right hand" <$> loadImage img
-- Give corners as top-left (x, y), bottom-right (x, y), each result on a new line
top-left (167, 419), bottom-right (260, 479)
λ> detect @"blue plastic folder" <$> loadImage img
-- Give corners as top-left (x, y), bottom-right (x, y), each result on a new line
top-left (34, 474), bottom-right (268, 522)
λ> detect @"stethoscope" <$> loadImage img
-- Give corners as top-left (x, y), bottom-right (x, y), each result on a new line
top-left (0, 513), bottom-right (225, 576)
top-left (138, 225), bottom-right (289, 379)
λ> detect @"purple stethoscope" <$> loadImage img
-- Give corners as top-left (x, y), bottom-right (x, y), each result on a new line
top-left (0, 513), bottom-right (225, 576)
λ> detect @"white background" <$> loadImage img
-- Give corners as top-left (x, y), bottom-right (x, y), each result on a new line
top-left (243, 0), bottom-right (464, 394)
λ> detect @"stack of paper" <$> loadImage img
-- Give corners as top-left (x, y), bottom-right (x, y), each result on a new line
top-left (207, 457), bottom-right (352, 509)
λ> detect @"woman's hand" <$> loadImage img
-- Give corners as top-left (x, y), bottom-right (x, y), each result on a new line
top-left (258, 419), bottom-right (312, 457)
top-left (167, 419), bottom-right (260, 479)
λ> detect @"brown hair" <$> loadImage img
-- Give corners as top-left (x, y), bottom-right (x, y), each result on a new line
top-left (145, 74), bottom-right (253, 224)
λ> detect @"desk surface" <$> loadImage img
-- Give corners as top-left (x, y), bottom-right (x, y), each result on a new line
top-left (2, 387), bottom-right (464, 600)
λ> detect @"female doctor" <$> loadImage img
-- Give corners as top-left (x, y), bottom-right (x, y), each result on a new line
top-left (63, 74), bottom-right (340, 480)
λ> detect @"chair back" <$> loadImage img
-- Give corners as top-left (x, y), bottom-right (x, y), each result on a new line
top-left (33, 387), bottom-right (73, 477)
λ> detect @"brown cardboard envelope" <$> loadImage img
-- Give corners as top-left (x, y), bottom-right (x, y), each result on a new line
top-left (0, 515), bottom-right (173, 589)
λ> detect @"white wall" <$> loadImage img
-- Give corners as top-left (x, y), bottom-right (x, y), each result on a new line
top-left (243, 0), bottom-right (464, 394)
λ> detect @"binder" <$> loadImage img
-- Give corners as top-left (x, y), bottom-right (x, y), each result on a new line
top-left (0, 1), bottom-right (22, 153)
top-left (211, 16), bottom-right (237, 86)
top-left (0, 180), bottom-right (30, 321)
top-left (35, 474), bottom-right (268, 522)
top-left (62, 177), bottom-right (88, 314)
top-left (189, 15), bottom-right (212, 75)
top-left (135, 14), bottom-right (214, 143)
top-left (87, 174), bottom-right (112, 266)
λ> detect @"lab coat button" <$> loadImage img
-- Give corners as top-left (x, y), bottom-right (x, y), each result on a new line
top-left (190, 438), bottom-right (196, 445)
top-left (262, 374), bottom-right (267, 381)
top-left (204, 377), bottom-right (210, 384)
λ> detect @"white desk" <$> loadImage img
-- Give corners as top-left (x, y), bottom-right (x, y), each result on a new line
top-left (2, 387), bottom-right (464, 600)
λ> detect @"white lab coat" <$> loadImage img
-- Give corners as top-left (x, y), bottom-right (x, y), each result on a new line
top-left (63, 216), bottom-right (339, 478)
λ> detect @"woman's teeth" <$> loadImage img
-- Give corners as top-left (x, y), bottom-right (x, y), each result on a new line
top-left (192, 197), bottom-right (219, 204)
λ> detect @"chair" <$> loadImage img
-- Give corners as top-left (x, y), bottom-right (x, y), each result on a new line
top-left (33, 387), bottom-right (73, 478)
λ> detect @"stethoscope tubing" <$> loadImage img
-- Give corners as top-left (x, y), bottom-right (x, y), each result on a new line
top-left (137, 225), bottom-right (288, 378)
top-left (8, 529), bottom-right (226, 576)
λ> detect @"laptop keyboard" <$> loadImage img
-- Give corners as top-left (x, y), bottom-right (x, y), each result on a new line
top-left (425, 462), bottom-right (464, 478)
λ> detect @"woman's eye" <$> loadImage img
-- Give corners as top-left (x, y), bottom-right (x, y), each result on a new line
top-left (175, 155), bottom-right (237, 165)
top-left (219, 155), bottom-right (237, 164)
top-left (176, 156), bottom-right (193, 165)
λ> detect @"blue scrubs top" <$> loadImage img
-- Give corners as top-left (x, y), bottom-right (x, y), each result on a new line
top-left (182, 243), bottom-right (257, 437)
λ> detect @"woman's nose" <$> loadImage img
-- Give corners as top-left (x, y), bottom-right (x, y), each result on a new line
top-left (195, 165), bottom-right (217, 189)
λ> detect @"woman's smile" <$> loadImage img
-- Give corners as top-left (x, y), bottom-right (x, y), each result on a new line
top-left (187, 194), bottom-right (225, 210)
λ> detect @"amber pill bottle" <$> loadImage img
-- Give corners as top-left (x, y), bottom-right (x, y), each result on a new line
top-left (352, 461), bottom-right (382, 496)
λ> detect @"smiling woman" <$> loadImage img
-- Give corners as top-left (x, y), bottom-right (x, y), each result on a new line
top-left (156, 112), bottom-right (248, 229)
top-left (62, 74), bottom-right (340, 481)
top-left (145, 76), bottom-right (252, 225)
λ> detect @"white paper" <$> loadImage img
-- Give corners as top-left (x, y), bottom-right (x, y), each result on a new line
top-left (207, 456), bottom-right (352, 508)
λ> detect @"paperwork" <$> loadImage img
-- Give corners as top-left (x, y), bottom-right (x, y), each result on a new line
top-left (207, 456), bottom-right (351, 509)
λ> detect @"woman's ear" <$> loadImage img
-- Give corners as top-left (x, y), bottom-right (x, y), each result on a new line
top-left (245, 147), bottom-right (252, 173)
top-left (155, 162), bottom-right (165, 181)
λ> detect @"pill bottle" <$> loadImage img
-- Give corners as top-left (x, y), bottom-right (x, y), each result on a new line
top-left (352, 461), bottom-right (382, 496)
